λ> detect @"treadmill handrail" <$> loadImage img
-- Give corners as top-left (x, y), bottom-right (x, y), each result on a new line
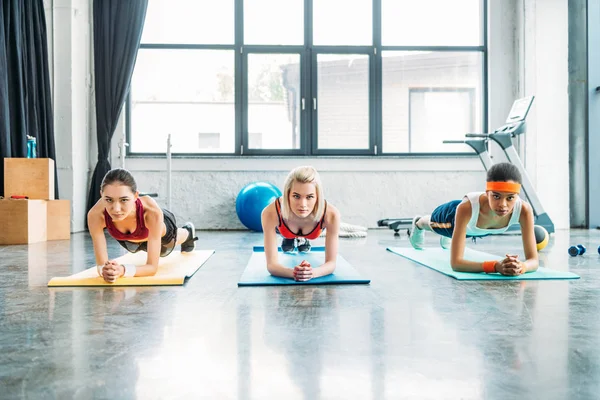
top-left (442, 140), bottom-right (467, 144)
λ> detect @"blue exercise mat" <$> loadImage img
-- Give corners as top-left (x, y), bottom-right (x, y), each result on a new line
top-left (238, 246), bottom-right (370, 286)
top-left (387, 247), bottom-right (580, 280)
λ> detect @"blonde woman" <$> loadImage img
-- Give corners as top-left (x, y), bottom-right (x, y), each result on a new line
top-left (261, 166), bottom-right (341, 282)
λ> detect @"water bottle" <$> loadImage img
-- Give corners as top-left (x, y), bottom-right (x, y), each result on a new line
top-left (27, 136), bottom-right (37, 158)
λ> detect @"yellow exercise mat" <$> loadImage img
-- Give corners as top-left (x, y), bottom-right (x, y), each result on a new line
top-left (48, 250), bottom-right (215, 287)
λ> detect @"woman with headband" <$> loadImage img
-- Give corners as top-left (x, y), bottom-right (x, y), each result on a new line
top-left (409, 162), bottom-right (539, 276)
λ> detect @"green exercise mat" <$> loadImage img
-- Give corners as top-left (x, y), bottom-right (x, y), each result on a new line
top-left (387, 247), bottom-right (580, 280)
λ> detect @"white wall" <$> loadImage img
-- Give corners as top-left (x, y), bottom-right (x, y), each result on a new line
top-left (43, 0), bottom-right (53, 90)
top-left (516, 0), bottom-right (570, 230)
top-left (488, 0), bottom-right (519, 129)
top-left (123, 157), bottom-right (484, 229)
top-left (50, 0), bottom-right (93, 232)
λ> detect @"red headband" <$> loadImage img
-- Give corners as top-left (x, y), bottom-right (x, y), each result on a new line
top-left (486, 181), bottom-right (521, 193)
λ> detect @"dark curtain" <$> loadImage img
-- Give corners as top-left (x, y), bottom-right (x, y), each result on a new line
top-left (86, 0), bottom-right (148, 212)
top-left (0, 0), bottom-right (55, 197)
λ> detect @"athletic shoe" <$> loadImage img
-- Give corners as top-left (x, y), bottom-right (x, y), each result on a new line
top-left (409, 216), bottom-right (425, 250)
top-left (281, 238), bottom-right (296, 253)
top-left (297, 238), bottom-right (311, 253)
top-left (440, 235), bottom-right (452, 250)
top-left (181, 222), bottom-right (198, 253)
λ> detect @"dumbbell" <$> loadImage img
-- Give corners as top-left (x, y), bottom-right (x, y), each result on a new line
top-left (568, 245), bottom-right (586, 257)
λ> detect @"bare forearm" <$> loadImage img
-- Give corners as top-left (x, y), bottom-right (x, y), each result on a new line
top-left (522, 259), bottom-right (539, 273)
top-left (91, 238), bottom-right (108, 266)
top-left (134, 264), bottom-right (159, 277)
top-left (267, 263), bottom-right (295, 279)
top-left (116, 263), bottom-right (158, 278)
top-left (451, 259), bottom-right (491, 273)
top-left (313, 261), bottom-right (336, 278)
top-left (95, 254), bottom-right (108, 266)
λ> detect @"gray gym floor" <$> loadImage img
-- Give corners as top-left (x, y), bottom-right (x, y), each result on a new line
top-left (1, 228), bottom-right (598, 399)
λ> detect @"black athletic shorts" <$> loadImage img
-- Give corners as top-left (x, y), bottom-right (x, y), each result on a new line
top-left (430, 200), bottom-right (488, 239)
top-left (117, 209), bottom-right (178, 257)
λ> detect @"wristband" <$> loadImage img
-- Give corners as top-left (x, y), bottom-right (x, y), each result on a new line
top-left (482, 260), bottom-right (496, 273)
top-left (96, 265), bottom-right (103, 276)
top-left (122, 264), bottom-right (137, 277)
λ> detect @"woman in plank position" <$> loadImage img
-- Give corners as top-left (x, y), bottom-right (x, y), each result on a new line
top-left (409, 163), bottom-right (539, 276)
top-left (88, 168), bottom-right (197, 283)
top-left (261, 166), bottom-right (341, 282)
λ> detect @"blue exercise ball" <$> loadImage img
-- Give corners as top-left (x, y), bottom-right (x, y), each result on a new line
top-left (236, 182), bottom-right (282, 232)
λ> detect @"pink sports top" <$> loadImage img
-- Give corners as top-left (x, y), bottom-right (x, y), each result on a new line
top-left (275, 198), bottom-right (327, 240)
top-left (103, 198), bottom-right (149, 241)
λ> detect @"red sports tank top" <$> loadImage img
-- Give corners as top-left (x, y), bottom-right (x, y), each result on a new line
top-left (103, 198), bottom-right (149, 241)
top-left (275, 198), bottom-right (327, 240)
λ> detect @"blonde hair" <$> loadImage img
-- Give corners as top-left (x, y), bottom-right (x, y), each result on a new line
top-left (281, 166), bottom-right (325, 223)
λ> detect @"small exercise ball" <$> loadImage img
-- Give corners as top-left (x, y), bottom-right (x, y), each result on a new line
top-left (534, 225), bottom-right (549, 251)
top-left (236, 182), bottom-right (282, 232)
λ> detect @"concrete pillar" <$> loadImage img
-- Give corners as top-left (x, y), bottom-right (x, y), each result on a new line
top-left (568, 0), bottom-right (588, 228)
top-left (588, 0), bottom-right (600, 228)
top-left (51, 0), bottom-right (93, 232)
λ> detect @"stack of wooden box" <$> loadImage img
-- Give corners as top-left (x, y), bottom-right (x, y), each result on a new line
top-left (0, 158), bottom-right (70, 244)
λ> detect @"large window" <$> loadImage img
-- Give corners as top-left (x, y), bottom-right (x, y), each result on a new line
top-left (408, 88), bottom-right (476, 153)
top-left (315, 54), bottom-right (371, 150)
top-left (128, 0), bottom-right (486, 156)
top-left (130, 49), bottom-right (235, 153)
top-left (246, 53), bottom-right (301, 150)
top-left (382, 52), bottom-right (482, 153)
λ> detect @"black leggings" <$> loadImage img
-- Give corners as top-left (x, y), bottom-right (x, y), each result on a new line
top-left (117, 209), bottom-right (178, 257)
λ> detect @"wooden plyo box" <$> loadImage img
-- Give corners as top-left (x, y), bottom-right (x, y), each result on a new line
top-left (4, 158), bottom-right (55, 200)
top-left (0, 199), bottom-right (47, 244)
top-left (46, 200), bottom-right (70, 241)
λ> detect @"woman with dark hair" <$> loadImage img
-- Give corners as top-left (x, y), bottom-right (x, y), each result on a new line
top-left (87, 168), bottom-right (197, 283)
top-left (409, 162), bottom-right (539, 276)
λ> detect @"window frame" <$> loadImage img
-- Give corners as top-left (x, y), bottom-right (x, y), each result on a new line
top-left (310, 47), bottom-right (376, 155)
top-left (241, 46), bottom-right (308, 156)
top-left (125, 0), bottom-right (487, 158)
